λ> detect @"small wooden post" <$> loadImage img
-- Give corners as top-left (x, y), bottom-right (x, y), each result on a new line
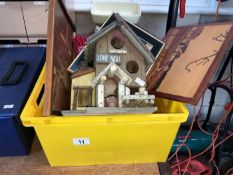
top-left (118, 84), bottom-right (125, 107)
top-left (108, 65), bottom-right (117, 77)
top-left (97, 84), bottom-right (104, 107)
top-left (126, 87), bottom-right (130, 95)
top-left (73, 86), bottom-right (93, 109)
top-left (88, 89), bottom-right (92, 107)
top-left (73, 87), bottom-right (78, 110)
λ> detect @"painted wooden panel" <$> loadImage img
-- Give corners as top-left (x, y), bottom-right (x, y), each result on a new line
top-left (147, 22), bottom-right (233, 104)
top-left (43, 0), bottom-right (75, 115)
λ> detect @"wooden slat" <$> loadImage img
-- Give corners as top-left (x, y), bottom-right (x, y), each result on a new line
top-left (71, 67), bottom-right (95, 78)
top-left (62, 107), bottom-right (157, 116)
top-left (147, 22), bottom-right (233, 104)
top-left (43, 0), bottom-right (75, 116)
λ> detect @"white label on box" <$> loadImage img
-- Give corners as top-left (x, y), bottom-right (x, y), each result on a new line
top-left (0, 2), bottom-right (6, 5)
top-left (3, 104), bottom-right (14, 109)
top-left (73, 138), bottom-right (90, 145)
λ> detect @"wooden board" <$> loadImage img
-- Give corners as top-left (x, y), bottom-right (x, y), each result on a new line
top-left (0, 136), bottom-right (160, 175)
top-left (71, 67), bottom-right (95, 79)
top-left (147, 22), bottom-right (233, 104)
top-left (62, 107), bottom-right (157, 116)
top-left (43, 0), bottom-right (75, 115)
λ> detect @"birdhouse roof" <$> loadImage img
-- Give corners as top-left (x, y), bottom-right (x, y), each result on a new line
top-left (68, 13), bottom-right (165, 74)
top-left (87, 13), bottom-right (155, 66)
top-left (71, 67), bottom-right (95, 79)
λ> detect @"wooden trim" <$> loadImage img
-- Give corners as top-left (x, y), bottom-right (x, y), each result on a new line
top-left (43, 0), bottom-right (76, 116)
top-left (147, 27), bottom-right (184, 90)
top-left (43, 0), bottom-right (55, 116)
top-left (153, 90), bottom-right (196, 104)
top-left (71, 67), bottom-right (95, 79)
top-left (73, 86), bottom-right (93, 89)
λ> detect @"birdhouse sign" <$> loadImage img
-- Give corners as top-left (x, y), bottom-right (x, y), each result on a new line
top-left (96, 54), bottom-right (121, 64)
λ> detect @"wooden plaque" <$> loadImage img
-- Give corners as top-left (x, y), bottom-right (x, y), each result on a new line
top-left (43, 0), bottom-right (75, 116)
top-left (147, 22), bottom-right (233, 104)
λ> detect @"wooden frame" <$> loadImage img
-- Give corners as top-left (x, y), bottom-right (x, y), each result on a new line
top-left (147, 22), bottom-right (233, 104)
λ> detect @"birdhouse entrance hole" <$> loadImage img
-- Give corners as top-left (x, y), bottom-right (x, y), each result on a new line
top-left (126, 60), bottom-right (139, 74)
top-left (111, 36), bottom-right (124, 49)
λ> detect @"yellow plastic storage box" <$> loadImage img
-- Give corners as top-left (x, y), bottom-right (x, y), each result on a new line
top-left (21, 66), bottom-right (189, 166)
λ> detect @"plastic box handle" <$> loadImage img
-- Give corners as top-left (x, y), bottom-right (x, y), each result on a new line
top-left (0, 60), bottom-right (29, 86)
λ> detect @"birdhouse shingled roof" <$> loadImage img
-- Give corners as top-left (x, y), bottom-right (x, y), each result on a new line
top-left (68, 13), bottom-right (165, 74)
top-left (87, 13), bottom-right (155, 66)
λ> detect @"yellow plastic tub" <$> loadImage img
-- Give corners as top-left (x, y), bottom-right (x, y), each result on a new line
top-left (21, 66), bottom-right (189, 166)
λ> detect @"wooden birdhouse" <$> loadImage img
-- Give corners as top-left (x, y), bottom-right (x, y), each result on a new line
top-left (68, 13), bottom-right (163, 112)
top-left (94, 28), bottom-right (146, 88)
top-left (83, 14), bottom-right (156, 108)
top-left (86, 14), bottom-right (155, 90)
